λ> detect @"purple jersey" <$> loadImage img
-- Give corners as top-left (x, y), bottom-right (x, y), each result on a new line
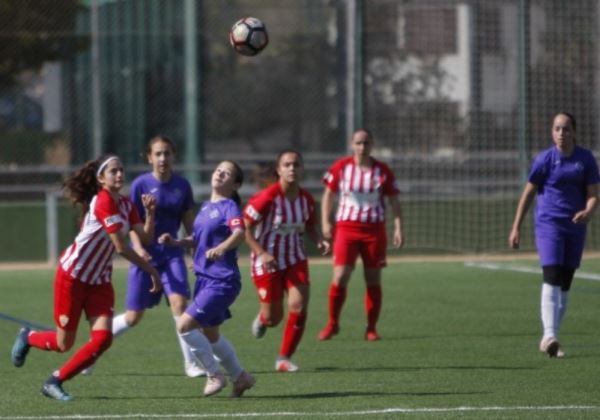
top-left (130, 172), bottom-right (195, 264)
top-left (529, 145), bottom-right (600, 233)
top-left (192, 198), bottom-right (243, 280)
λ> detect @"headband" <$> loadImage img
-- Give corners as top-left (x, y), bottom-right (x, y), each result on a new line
top-left (96, 156), bottom-right (119, 177)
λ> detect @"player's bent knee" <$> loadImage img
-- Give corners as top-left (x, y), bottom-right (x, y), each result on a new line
top-left (56, 341), bottom-right (73, 353)
top-left (542, 265), bottom-right (561, 286)
top-left (126, 313), bottom-right (144, 327)
top-left (263, 315), bottom-right (282, 327)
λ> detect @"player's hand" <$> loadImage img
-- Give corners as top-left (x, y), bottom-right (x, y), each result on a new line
top-left (508, 229), bottom-right (520, 249)
top-left (134, 246), bottom-right (152, 262)
top-left (317, 239), bottom-right (331, 256)
top-left (573, 210), bottom-right (592, 224)
top-left (149, 269), bottom-right (162, 293)
top-left (158, 233), bottom-right (174, 246)
top-left (393, 229), bottom-right (404, 249)
top-left (141, 194), bottom-right (157, 214)
top-left (205, 246), bottom-right (225, 261)
top-left (259, 252), bottom-right (278, 273)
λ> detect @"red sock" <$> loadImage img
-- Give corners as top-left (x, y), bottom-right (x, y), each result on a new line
top-left (279, 312), bottom-right (306, 358)
top-left (365, 285), bottom-right (382, 331)
top-left (57, 330), bottom-right (112, 382)
top-left (328, 283), bottom-right (347, 326)
top-left (28, 331), bottom-right (60, 352)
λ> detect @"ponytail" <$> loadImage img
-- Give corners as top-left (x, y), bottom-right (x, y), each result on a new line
top-left (63, 154), bottom-right (117, 219)
top-left (221, 160), bottom-right (244, 208)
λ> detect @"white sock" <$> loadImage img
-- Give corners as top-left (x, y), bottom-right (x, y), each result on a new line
top-left (211, 336), bottom-right (243, 381)
top-left (541, 283), bottom-right (560, 339)
top-left (173, 316), bottom-right (197, 366)
top-left (112, 313), bottom-right (131, 337)
top-left (178, 330), bottom-right (219, 375)
top-left (558, 290), bottom-right (569, 329)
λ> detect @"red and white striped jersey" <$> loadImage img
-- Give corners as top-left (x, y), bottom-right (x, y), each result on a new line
top-left (244, 183), bottom-right (317, 276)
top-left (59, 189), bottom-right (141, 284)
top-left (323, 156), bottom-right (399, 226)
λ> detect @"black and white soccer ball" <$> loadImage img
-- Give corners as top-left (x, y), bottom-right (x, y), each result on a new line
top-left (229, 17), bottom-right (269, 56)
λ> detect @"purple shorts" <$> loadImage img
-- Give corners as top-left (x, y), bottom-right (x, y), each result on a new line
top-left (536, 230), bottom-right (586, 268)
top-left (125, 257), bottom-right (190, 311)
top-left (185, 274), bottom-right (241, 327)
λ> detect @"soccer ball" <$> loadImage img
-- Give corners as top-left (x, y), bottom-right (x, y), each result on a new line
top-left (229, 17), bottom-right (269, 56)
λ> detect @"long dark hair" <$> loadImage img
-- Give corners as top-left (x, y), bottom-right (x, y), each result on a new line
top-left (63, 154), bottom-right (118, 218)
top-left (221, 160), bottom-right (244, 207)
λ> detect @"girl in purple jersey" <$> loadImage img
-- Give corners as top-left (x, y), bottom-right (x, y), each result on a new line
top-left (509, 112), bottom-right (600, 358)
top-left (83, 136), bottom-right (203, 377)
top-left (159, 160), bottom-right (255, 398)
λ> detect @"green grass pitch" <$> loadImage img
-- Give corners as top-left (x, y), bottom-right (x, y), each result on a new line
top-left (2, 259), bottom-right (600, 419)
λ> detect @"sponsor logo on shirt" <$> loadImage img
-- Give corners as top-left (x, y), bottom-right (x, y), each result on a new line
top-left (245, 205), bottom-right (261, 221)
top-left (104, 215), bottom-right (123, 227)
top-left (273, 222), bottom-right (305, 234)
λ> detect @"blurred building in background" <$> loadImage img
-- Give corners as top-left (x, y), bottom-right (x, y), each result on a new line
top-left (2, 0), bottom-right (600, 260)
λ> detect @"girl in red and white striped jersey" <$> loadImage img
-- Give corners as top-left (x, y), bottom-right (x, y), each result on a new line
top-left (244, 150), bottom-right (330, 372)
top-left (318, 129), bottom-right (404, 342)
top-left (10, 155), bottom-right (162, 401)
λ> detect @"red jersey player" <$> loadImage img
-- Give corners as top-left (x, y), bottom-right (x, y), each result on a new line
top-left (11, 155), bottom-right (162, 401)
top-left (318, 129), bottom-right (404, 342)
top-left (244, 150), bottom-right (330, 372)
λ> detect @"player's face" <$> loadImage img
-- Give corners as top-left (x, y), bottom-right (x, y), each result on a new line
top-left (277, 152), bottom-right (303, 184)
top-left (351, 132), bottom-right (373, 158)
top-left (98, 159), bottom-right (125, 192)
top-left (552, 114), bottom-right (575, 152)
top-left (212, 161), bottom-right (239, 193)
top-left (148, 140), bottom-right (174, 176)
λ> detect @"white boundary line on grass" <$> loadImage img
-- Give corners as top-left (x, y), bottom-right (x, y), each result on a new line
top-left (2, 406), bottom-right (600, 419)
top-left (465, 261), bottom-right (600, 281)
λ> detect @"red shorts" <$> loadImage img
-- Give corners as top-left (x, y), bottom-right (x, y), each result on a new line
top-left (252, 260), bottom-right (309, 303)
top-left (333, 223), bottom-right (387, 268)
top-left (53, 268), bottom-right (115, 331)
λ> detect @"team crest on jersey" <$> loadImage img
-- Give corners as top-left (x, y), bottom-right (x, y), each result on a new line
top-left (59, 315), bottom-right (70, 327)
top-left (209, 209), bottom-right (220, 219)
top-left (575, 162), bottom-right (584, 172)
top-left (258, 288), bottom-right (268, 300)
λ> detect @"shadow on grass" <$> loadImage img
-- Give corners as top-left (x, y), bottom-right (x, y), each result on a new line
top-left (81, 390), bottom-right (490, 401)
top-left (315, 365), bottom-right (537, 372)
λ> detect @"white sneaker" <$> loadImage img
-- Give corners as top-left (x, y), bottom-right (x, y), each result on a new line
top-left (231, 371), bottom-right (256, 397)
top-left (203, 372), bottom-right (227, 397)
top-left (80, 364), bottom-right (95, 376)
top-left (539, 336), bottom-right (560, 358)
top-left (275, 357), bottom-right (298, 373)
top-left (185, 361), bottom-right (207, 378)
top-left (251, 314), bottom-right (267, 339)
